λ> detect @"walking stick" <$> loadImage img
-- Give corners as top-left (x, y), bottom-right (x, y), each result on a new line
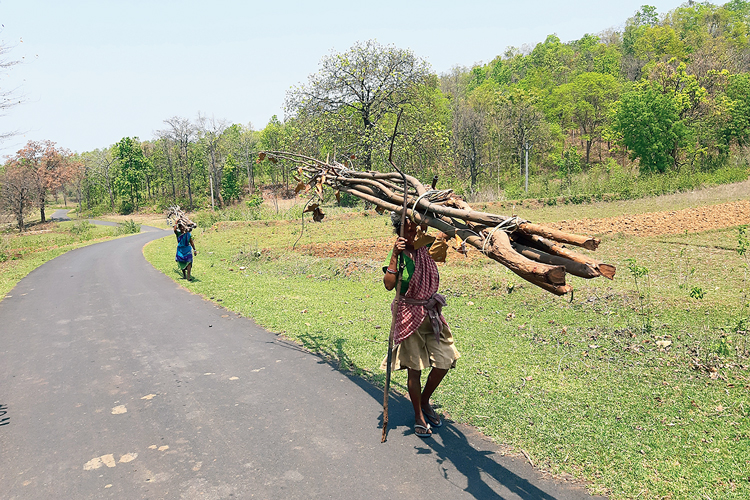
top-left (382, 109), bottom-right (407, 443)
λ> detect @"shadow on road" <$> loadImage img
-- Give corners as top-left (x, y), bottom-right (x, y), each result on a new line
top-left (276, 332), bottom-right (589, 500)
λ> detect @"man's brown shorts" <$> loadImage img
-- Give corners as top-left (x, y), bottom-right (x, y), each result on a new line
top-left (381, 315), bottom-right (460, 371)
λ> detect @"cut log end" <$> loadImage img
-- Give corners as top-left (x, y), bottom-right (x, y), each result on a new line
top-left (545, 265), bottom-right (567, 285)
top-left (599, 264), bottom-right (617, 280)
top-left (583, 238), bottom-right (601, 251)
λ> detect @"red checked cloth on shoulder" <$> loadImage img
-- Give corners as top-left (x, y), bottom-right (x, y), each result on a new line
top-left (391, 246), bottom-right (447, 345)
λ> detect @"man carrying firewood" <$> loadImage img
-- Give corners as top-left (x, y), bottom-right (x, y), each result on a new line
top-left (174, 222), bottom-right (198, 281)
top-left (381, 212), bottom-right (459, 438)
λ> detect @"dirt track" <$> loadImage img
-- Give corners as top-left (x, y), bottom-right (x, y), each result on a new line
top-left (299, 199), bottom-right (750, 261)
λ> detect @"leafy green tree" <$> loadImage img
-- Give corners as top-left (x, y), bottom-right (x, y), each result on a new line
top-left (221, 154), bottom-right (242, 203)
top-left (81, 147), bottom-right (118, 210)
top-left (522, 34), bottom-right (575, 90)
top-left (258, 115), bottom-right (290, 186)
top-left (722, 72), bottom-right (750, 147)
top-left (115, 137), bottom-right (149, 212)
top-left (222, 123), bottom-right (259, 195)
top-left (612, 82), bottom-right (687, 172)
top-left (551, 72), bottom-right (620, 163)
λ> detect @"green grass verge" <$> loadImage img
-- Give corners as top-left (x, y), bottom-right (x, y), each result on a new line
top-left (0, 222), bottom-right (123, 299)
top-left (144, 206), bottom-right (750, 500)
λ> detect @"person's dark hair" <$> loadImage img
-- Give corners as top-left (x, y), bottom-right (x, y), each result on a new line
top-left (390, 211), bottom-right (402, 235)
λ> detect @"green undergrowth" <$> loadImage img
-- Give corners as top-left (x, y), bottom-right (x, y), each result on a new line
top-left (144, 204), bottom-right (750, 500)
top-left (482, 161), bottom-right (749, 206)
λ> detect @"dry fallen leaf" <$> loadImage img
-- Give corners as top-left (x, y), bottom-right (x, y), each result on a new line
top-left (312, 206), bottom-right (325, 222)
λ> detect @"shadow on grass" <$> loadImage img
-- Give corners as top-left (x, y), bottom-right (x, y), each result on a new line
top-left (287, 331), bottom-right (599, 500)
top-left (172, 267), bottom-right (203, 283)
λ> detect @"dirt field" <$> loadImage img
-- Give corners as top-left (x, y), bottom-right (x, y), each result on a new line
top-left (554, 199), bottom-right (750, 237)
top-left (298, 199), bottom-right (750, 261)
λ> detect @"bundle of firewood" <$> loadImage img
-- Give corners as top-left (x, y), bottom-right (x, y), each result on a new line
top-left (258, 151), bottom-right (615, 295)
top-left (166, 206), bottom-right (197, 231)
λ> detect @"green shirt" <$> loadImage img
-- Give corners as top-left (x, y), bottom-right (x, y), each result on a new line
top-left (383, 250), bottom-right (415, 295)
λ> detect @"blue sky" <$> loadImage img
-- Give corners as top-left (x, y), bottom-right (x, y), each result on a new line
top-left (0, 0), bottom-right (683, 154)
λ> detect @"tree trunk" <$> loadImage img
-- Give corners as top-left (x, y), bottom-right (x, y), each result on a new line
top-left (187, 174), bottom-right (193, 210)
top-left (16, 204), bottom-right (24, 232)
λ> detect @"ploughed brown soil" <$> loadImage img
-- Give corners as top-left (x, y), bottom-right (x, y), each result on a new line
top-left (553, 199), bottom-right (750, 237)
top-left (298, 200), bottom-right (750, 261)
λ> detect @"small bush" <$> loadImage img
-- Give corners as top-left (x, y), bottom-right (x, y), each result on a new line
top-left (245, 194), bottom-right (263, 208)
top-left (195, 211), bottom-right (222, 228)
top-left (338, 191), bottom-right (362, 208)
top-left (70, 220), bottom-right (94, 236)
top-left (118, 200), bottom-right (135, 215)
top-left (115, 219), bottom-right (140, 235)
top-left (0, 235), bottom-right (10, 262)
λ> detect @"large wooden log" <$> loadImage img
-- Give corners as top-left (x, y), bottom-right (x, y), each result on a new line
top-left (509, 241), bottom-right (601, 279)
top-left (517, 223), bottom-right (601, 251)
top-left (512, 233), bottom-right (616, 279)
top-left (339, 185), bottom-right (572, 295)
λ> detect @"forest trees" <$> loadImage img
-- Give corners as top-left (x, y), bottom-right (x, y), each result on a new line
top-left (9, 3), bottom-right (750, 220)
top-left (221, 154), bottom-right (241, 203)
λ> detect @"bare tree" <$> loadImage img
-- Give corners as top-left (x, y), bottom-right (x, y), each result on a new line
top-left (0, 42), bottom-right (23, 143)
top-left (285, 40), bottom-right (432, 170)
top-left (83, 147), bottom-right (117, 210)
top-left (154, 133), bottom-right (177, 200)
top-left (452, 98), bottom-right (487, 190)
top-left (160, 117), bottom-right (196, 209)
top-left (68, 156), bottom-right (87, 214)
top-left (495, 91), bottom-right (549, 175)
top-left (196, 113), bottom-right (228, 209)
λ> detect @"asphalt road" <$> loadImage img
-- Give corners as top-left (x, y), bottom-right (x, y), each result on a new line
top-left (49, 209), bottom-right (161, 232)
top-left (0, 225), bottom-right (606, 499)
